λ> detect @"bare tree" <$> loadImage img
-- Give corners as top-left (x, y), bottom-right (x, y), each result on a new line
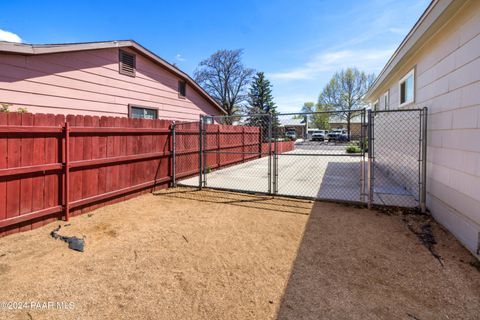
top-left (194, 49), bottom-right (255, 118)
top-left (318, 68), bottom-right (374, 138)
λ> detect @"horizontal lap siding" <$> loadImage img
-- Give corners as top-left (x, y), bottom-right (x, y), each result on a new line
top-left (0, 48), bottom-right (220, 120)
top-left (372, 0), bottom-right (480, 257)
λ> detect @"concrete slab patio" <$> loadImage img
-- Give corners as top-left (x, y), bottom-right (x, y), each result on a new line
top-left (179, 141), bottom-right (418, 207)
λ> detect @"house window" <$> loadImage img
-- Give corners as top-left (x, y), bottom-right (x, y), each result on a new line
top-left (373, 100), bottom-right (379, 112)
top-left (178, 80), bottom-right (186, 98)
top-left (129, 105), bottom-right (157, 119)
top-left (204, 115), bottom-right (214, 124)
top-left (399, 68), bottom-right (415, 106)
top-left (119, 50), bottom-right (136, 77)
top-left (383, 91), bottom-right (389, 110)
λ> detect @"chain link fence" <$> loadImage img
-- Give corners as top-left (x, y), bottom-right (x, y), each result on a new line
top-left (200, 114), bottom-right (274, 194)
top-left (368, 108), bottom-right (427, 209)
top-left (174, 108), bottom-right (427, 211)
top-left (272, 111), bottom-right (366, 202)
top-left (172, 120), bottom-right (201, 187)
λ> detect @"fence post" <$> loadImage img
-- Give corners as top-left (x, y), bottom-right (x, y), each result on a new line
top-left (303, 115), bottom-right (308, 139)
top-left (360, 108), bottom-right (366, 203)
top-left (268, 114), bottom-right (272, 194)
top-left (199, 115), bottom-right (204, 189)
top-left (258, 123), bottom-right (262, 160)
top-left (217, 125), bottom-right (220, 169)
top-left (273, 117), bottom-right (278, 195)
top-left (171, 121), bottom-right (176, 188)
top-left (367, 109), bottom-right (374, 209)
top-left (63, 122), bottom-right (70, 221)
top-left (242, 126), bottom-right (245, 162)
top-left (420, 107), bottom-right (428, 213)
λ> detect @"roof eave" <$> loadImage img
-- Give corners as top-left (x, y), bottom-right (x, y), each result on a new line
top-left (364, 0), bottom-right (464, 102)
top-left (0, 40), bottom-right (227, 115)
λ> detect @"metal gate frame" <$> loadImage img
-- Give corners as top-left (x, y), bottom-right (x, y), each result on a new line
top-left (198, 113), bottom-right (275, 195)
top-left (367, 107), bottom-right (428, 212)
top-left (173, 108), bottom-right (427, 211)
top-left (270, 110), bottom-right (368, 204)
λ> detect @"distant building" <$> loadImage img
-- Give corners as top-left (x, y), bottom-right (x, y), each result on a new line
top-left (328, 119), bottom-right (363, 139)
top-left (279, 118), bottom-right (307, 138)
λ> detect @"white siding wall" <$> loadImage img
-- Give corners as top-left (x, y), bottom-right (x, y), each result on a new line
top-left (373, 0), bottom-right (480, 257)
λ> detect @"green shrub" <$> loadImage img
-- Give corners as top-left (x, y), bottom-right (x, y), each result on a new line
top-left (16, 107), bottom-right (28, 113)
top-left (359, 138), bottom-right (368, 152)
top-left (0, 104), bottom-right (10, 112)
top-left (346, 144), bottom-right (362, 153)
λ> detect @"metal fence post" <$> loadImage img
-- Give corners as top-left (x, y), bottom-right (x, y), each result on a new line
top-left (199, 115), bottom-right (204, 190)
top-left (420, 107), bottom-right (428, 213)
top-left (360, 109), bottom-right (366, 203)
top-left (268, 114), bottom-right (272, 194)
top-left (367, 109), bottom-right (374, 209)
top-left (303, 115), bottom-right (308, 139)
top-left (171, 121), bottom-right (176, 188)
top-left (203, 116), bottom-right (208, 187)
top-left (273, 119), bottom-right (278, 195)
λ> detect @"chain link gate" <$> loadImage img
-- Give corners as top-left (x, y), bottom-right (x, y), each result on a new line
top-left (174, 108), bottom-right (427, 211)
top-left (198, 113), bottom-right (274, 194)
top-left (367, 108), bottom-right (427, 211)
top-left (272, 111), bottom-right (367, 203)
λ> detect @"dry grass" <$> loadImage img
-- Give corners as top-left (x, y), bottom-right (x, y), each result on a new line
top-left (0, 187), bottom-right (478, 320)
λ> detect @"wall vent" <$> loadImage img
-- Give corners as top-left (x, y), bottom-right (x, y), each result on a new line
top-left (119, 50), bottom-right (136, 77)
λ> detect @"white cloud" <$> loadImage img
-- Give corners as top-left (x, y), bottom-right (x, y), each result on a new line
top-left (0, 29), bottom-right (22, 43)
top-left (267, 48), bottom-right (394, 81)
top-left (175, 53), bottom-right (185, 62)
top-left (274, 93), bottom-right (310, 112)
top-left (388, 27), bottom-right (409, 35)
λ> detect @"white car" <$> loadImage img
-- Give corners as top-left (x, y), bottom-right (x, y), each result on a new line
top-left (285, 130), bottom-right (297, 140)
top-left (311, 130), bottom-right (328, 141)
top-left (327, 129), bottom-right (349, 142)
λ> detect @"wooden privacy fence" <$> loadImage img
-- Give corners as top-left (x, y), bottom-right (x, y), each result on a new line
top-left (0, 113), bottom-right (294, 236)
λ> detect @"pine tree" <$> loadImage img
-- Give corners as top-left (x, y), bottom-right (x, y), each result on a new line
top-left (245, 72), bottom-right (278, 136)
top-left (247, 72), bottom-right (276, 114)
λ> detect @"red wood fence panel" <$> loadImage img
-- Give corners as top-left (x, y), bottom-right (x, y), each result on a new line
top-left (0, 113), bottom-right (6, 237)
top-left (0, 113), bottom-right (294, 237)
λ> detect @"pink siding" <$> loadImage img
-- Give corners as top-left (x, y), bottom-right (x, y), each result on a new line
top-left (0, 48), bottom-right (221, 120)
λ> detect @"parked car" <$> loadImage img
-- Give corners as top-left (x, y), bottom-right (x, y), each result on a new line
top-left (327, 129), bottom-right (349, 142)
top-left (285, 130), bottom-right (297, 140)
top-left (311, 130), bottom-right (328, 141)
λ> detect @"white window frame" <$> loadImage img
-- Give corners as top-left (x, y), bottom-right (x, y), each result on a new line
top-left (398, 68), bottom-right (415, 107)
top-left (373, 99), bottom-right (379, 112)
top-left (383, 91), bottom-right (389, 110)
top-left (128, 105), bottom-right (158, 119)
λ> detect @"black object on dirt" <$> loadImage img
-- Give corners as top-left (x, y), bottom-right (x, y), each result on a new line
top-left (405, 220), bottom-right (444, 267)
top-left (50, 225), bottom-right (85, 252)
top-left (407, 313), bottom-right (421, 320)
top-left (470, 260), bottom-right (480, 272)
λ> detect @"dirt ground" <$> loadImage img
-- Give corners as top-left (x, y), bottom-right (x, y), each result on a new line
top-left (0, 187), bottom-right (479, 320)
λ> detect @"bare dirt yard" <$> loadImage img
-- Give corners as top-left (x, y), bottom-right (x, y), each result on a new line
top-left (0, 187), bottom-right (479, 320)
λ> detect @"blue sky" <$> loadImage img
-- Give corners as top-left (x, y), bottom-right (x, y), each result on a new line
top-left (0, 0), bottom-right (430, 113)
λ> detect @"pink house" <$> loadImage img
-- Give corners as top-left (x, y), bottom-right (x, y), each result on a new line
top-left (0, 40), bottom-right (226, 120)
